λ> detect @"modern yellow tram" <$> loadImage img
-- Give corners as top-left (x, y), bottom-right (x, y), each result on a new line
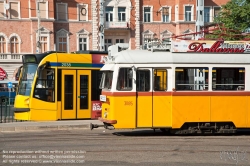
top-left (14, 51), bottom-right (107, 121)
top-left (91, 40), bottom-right (250, 134)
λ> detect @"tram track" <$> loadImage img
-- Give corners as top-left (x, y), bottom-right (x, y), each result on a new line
top-left (2, 134), bottom-right (250, 143)
top-left (2, 129), bottom-right (250, 139)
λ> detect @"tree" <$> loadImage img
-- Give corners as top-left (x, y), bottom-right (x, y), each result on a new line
top-left (206, 0), bottom-right (250, 40)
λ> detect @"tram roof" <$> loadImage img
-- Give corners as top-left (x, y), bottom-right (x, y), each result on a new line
top-left (108, 49), bottom-right (250, 64)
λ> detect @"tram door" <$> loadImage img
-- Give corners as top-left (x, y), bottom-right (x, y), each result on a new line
top-left (61, 70), bottom-right (91, 119)
top-left (136, 69), bottom-right (153, 127)
top-left (152, 69), bottom-right (171, 127)
top-left (76, 70), bottom-right (91, 119)
top-left (61, 70), bottom-right (76, 119)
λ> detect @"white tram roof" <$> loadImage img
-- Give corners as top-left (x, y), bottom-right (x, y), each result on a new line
top-left (106, 49), bottom-right (250, 64)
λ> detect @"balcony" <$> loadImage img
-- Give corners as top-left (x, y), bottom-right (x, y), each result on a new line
top-left (0, 54), bottom-right (23, 63)
top-left (104, 22), bottom-right (129, 29)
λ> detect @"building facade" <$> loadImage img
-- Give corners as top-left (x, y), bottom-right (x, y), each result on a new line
top-left (0, 0), bottom-right (229, 81)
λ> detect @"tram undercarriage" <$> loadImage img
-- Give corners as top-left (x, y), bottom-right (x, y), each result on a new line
top-left (160, 122), bottom-right (237, 135)
top-left (91, 122), bottom-right (242, 135)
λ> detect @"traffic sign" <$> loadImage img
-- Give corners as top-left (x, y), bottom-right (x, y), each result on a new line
top-left (8, 82), bottom-right (12, 88)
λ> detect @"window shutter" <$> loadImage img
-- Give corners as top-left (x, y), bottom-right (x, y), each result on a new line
top-left (39, 2), bottom-right (46, 19)
top-left (57, 4), bottom-right (66, 20)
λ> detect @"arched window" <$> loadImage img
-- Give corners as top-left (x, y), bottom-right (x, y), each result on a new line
top-left (0, 36), bottom-right (7, 59)
top-left (10, 36), bottom-right (20, 59)
top-left (0, 36), bottom-right (6, 53)
top-left (10, 36), bottom-right (19, 53)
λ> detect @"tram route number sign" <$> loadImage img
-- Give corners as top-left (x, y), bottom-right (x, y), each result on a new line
top-left (61, 63), bottom-right (71, 67)
top-left (91, 101), bottom-right (102, 119)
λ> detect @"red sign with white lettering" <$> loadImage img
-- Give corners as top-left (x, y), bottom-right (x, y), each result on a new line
top-left (92, 54), bottom-right (108, 64)
top-left (91, 101), bottom-right (102, 119)
top-left (0, 67), bottom-right (7, 80)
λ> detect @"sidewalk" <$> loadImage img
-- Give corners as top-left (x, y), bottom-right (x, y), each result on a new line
top-left (0, 120), bottom-right (103, 132)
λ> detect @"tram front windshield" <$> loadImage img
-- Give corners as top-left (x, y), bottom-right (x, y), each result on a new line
top-left (18, 64), bottom-right (38, 96)
top-left (99, 71), bottom-right (113, 89)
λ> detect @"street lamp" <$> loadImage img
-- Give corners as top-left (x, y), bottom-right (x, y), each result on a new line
top-left (195, 0), bottom-right (204, 40)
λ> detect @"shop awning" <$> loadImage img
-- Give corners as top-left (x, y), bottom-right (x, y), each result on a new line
top-left (0, 67), bottom-right (7, 80)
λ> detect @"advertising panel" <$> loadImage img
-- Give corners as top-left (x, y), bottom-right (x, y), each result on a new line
top-left (91, 101), bottom-right (102, 119)
top-left (172, 40), bottom-right (250, 53)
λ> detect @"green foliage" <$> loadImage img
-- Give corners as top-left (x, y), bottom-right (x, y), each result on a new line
top-left (207, 0), bottom-right (250, 40)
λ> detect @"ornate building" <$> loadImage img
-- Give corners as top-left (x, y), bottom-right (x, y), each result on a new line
top-left (0, 0), bottom-right (228, 81)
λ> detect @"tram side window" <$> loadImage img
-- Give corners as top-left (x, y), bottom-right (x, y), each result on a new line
top-left (154, 69), bottom-right (167, 91)
top-left (212, 68), bottom-right (245, 91)
top-left (136, 70), bottom-right (150, 91)
top-left (99, 71), bottom-right (113, 89)
top-left (33, 68), bottom-right (55, 102)
top-left (117, 68), bottom-right (133, 91)
top-left (175, 67), bottom-right (209, 91)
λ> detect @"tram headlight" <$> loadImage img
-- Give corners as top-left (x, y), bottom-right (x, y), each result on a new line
top-left (104, 112), bottom-right (108, 118)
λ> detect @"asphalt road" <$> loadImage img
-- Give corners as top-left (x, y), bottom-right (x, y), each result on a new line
top-left (0, 129), bottom-right (250, 166)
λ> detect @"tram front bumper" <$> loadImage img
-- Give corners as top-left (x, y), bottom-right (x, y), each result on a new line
top-left (14, 108), bottom-right (30, 112)
top-left (98, 117), bottom-right (117, 124)
top-left (90, 117), bottom-right (117, 130)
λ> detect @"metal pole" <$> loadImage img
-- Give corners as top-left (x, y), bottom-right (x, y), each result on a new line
top-left (37, 2), bottom-right (41, 53)
top-left (8, 88), bottom-right (10, 106)
top-left (99, 0), bottom-right (105, 51)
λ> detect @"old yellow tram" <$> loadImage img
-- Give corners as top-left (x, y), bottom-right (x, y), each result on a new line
top-left (91, 40), bottom-right (250, 134)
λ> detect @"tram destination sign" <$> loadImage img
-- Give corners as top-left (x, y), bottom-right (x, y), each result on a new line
top-left (172, 40), bottom-right (250, 53)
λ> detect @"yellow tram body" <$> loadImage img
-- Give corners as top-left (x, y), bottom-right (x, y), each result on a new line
top-left (93, 41), bottom-right (250, 134)
top-left (14, 51), bottom-right (107, 121)
top-left (101, 91), bottom-right (250, 130)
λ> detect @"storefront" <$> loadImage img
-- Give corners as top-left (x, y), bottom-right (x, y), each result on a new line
top-left (0, 67), bottom-right (19, 92)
